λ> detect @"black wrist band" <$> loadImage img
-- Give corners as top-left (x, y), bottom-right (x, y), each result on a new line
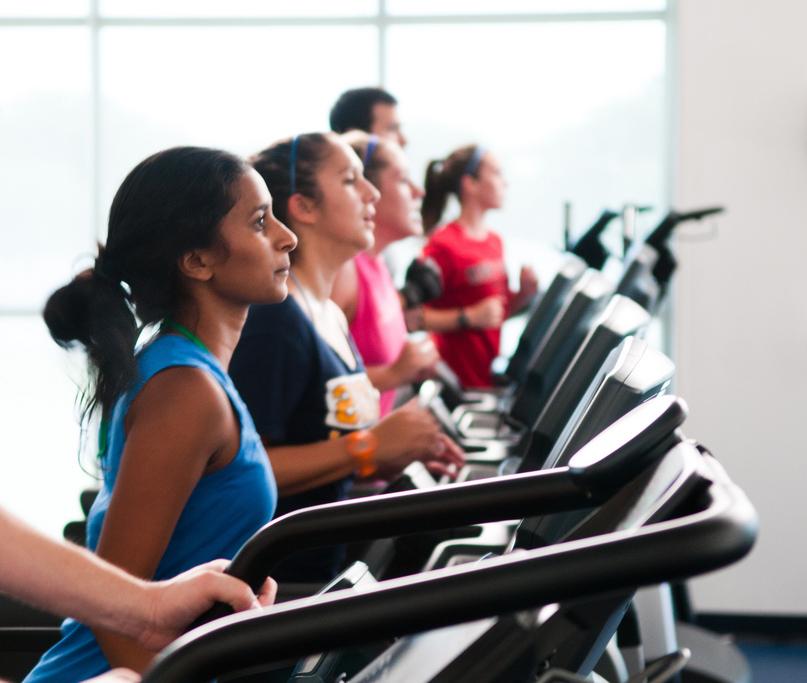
top-left (458, 308), bottom-right (470, 329)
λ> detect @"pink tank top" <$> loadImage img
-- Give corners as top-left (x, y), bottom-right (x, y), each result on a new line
top-left (350, 252), bottom-right (408, 416)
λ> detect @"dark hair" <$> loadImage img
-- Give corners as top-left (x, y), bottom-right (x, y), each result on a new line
top-left (250, 133), bottom-right (334, 229)
top-left (421, 145), bottom-right (481, 233)
top-left (44, 146), bottom-right (249, 424)
top-left (329, 87), bottom-right (398, 134)
top-left (342, 130), bottom-right (390, 185)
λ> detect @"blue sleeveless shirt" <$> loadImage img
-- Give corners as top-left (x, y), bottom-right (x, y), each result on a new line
top-left (25, 334), bottom-right (277, 682)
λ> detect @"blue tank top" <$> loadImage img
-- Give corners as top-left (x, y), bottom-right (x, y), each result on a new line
top-left (25, 334), bottom-right (277, 682)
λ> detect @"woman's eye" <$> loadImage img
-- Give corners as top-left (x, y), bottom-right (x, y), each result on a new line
top-left (255, 214), bottom-right (266, 229)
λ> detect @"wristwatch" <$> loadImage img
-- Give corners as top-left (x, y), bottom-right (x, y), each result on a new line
top-left (346, 429), bottom-right (379, 477)
top-left (457, 307), bottom-right (471, 329)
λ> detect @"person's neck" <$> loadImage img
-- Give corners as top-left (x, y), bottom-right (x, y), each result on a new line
top-left (457, 204), bottom-right (488, 237)
top-left (169, 298), bottom-right (248, 369)
top-left (367, 220), bottom-right (407, 257)
top-left (290, 250), bottom-right (343, 302)
top-left (367, 240), bottom-right (387, 258)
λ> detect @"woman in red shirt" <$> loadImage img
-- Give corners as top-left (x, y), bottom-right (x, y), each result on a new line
top-left (421, 145), bottom-right (538, 388)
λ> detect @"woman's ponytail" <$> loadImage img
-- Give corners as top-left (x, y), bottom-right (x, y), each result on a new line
top-left (43, 257), bottom-right (138, 422)
top-left (421, 159), bottom-right (451, 234)
top-left (420, 145), bottom-right (481, 234)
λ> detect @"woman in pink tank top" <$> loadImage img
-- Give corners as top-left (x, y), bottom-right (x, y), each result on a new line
top-left (333, 133), bottom-right (438, 415)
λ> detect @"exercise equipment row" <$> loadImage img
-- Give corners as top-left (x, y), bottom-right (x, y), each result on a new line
top-left (140, 395), bottom-right (756, 682)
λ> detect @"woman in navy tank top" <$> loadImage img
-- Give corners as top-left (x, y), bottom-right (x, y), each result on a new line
top-left (26, 147), bottom-right (296, 681)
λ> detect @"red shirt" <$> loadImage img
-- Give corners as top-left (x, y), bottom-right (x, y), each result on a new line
top-left (423, 221), bottom-right (511, 388)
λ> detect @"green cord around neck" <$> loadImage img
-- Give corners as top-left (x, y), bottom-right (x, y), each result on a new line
top-left (162, 318), bottom-right (210, 354)
top-left (97, 418), bottom-right (109, 461)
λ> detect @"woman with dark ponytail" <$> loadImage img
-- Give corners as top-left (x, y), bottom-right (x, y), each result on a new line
top-left (27, 147), bottom-right (295, 681)
top-left (419, 145), bottom-right (539, 388)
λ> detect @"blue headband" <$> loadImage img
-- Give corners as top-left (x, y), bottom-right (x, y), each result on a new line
top-left (289, 134), bottom-right (300, 195)
top-left (362, 135), bottom-right (379, 168)
top-left (462, 146), bottom-right (486, 177)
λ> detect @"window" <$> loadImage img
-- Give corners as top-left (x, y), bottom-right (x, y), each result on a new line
top-left (98, 25), bottom-right (378, 224)
top-left (0, 1), bottom-right (669, 536)
top-left (386, 0), bottom-right (664, 15)
top-left (387, 19), bottom-right (667, 260)
top-left (0, 27), bottom-right (93, 311)
top-left (0, 317), bottom-right (91, 537)
top-left (99, 0), bottom-right (378, 18)
top-left (0, 1), bottom-right (87, 17)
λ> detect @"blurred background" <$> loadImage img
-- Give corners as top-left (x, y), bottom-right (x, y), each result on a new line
top-left (1, 0), bottom-right (805, 627)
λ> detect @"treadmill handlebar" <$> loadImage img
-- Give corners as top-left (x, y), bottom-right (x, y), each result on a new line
top-left (570, 210), bottom-right (619, 269)
top-left (231, 469), bottom-right (589, 586)
top-left (587, 209), bottom-right (620, 235)
top-left (676, 206), bottom-right (725, 222)
top-left (189, 396), bottom-right (688, 628)
top-left (646, 206), bottom-right (725, 249)
top-left (203, 469), bottom-right (589, 620)
top-left (143, 455), bottom-right (757, 683)
top-left (570, 206), bottom-right (654, 269)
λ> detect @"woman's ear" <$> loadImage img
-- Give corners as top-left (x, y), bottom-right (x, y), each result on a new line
top-left (287, 193), bottom-right (318, 226)
top-left (177, 249), bottom-right (215, 282)
top-left (459, 173), bottom-right (478, 200)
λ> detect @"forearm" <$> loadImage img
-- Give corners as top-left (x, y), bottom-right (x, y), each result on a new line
top-left (422, 306), bottom-right (463, 332)
top-left (508, 289), bottom-right (533, 318)
top-left (266, 439), bottom-right (357, 496)
top-left (0, 508), bottom-right (147, 638)
top-left (366, 364), bottom-right (400, 393)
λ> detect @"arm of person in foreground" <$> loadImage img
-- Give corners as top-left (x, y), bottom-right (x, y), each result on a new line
top-left (0, 506), bottom-right (276, 652)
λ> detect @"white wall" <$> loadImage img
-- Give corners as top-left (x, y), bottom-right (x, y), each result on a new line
top-left (674, 0), bottom-right (807, 615)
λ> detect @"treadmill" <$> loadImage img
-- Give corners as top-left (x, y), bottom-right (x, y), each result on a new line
top-left (181, 397), bottom-right (690, 682)
top-left (448, 268), bottom-right (614, 442)
top-left (457, 296), bottom-right (652, 477)
top-left (569, 208), bottom-right (620, 270)
top-left (433, 252), bottom-right (588, 415)
top-left (570, 205), bottom-right (653, 272)
top-left (366, 321), bottom-right (659, 584)
top-left (500, 253), bottom-right (588, 391)
top-left (616, 207), bottom-right (725, 314)
top-left (428, 335), bottom-right (675, 569)
top-left (140, 399), bottom-right (757, 683)
top-left (534, 336), bottom-right (674, 472)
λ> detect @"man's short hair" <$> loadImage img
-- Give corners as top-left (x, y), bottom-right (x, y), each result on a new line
top-left (329, 87), bottom-right (398, 134)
